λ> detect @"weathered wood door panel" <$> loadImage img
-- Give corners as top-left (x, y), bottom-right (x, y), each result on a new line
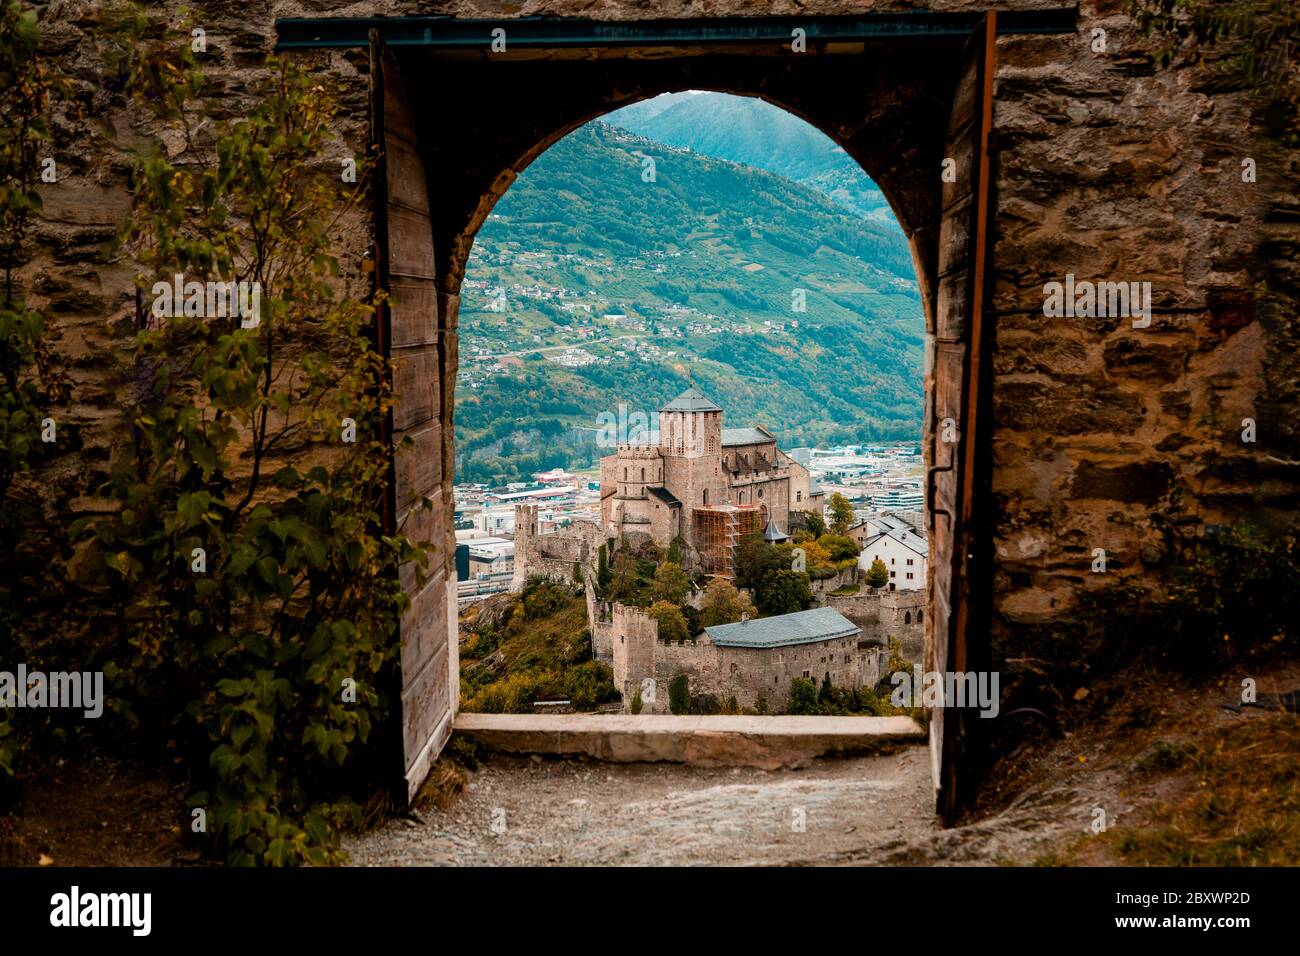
top-left (370, 33), bottom-right (456, 803)
top-left (926, 12), bottom-right (996, 822)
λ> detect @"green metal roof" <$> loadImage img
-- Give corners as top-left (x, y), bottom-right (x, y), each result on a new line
top-left (705, 606), bottom-right (859, 649)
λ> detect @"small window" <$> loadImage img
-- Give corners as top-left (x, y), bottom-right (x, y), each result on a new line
top-left (703, 489), bottom-right (708, 505)
top-left (917, 609), bottom-right (924, 623)
top-left (907, 558), bottom-right (914, 566)
top-left (904, 611), bottom-right (912, 624)
top-left (797, 491), bottom-right (802, 502)
top-left (641, 467), bottom-right (645, 482)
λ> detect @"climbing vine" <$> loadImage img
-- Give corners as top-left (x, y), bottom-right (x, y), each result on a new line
top-left (73, 11), bottom-right (429, 865)
top-left (0, 1), bottom-right (68, 787)
top-left (1130, 0), bottom-right (1300, 146)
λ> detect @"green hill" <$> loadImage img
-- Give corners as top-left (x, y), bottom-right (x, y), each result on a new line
top-left (604, 91), bottom-right (896, 223)
top-left (454, 116), bottom-right (922, 485)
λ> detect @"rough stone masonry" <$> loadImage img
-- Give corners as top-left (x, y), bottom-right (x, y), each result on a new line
top-left (16, 1), bottom-right (1300, 742)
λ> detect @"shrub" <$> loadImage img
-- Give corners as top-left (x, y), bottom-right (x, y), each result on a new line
top-left (630, 689), bottom-right (643, 715)
top-left (651, 560), bottom-right (690, 605)
top-left (668, 674), bottom-right (690, 715)
top-left (522, 575), bottom-right (570, 620)
top-left (698, 577), bottom-right (755, 628)
top-left (71, 25), bottom-right (428, 866)
top-left (648, 600), bottom-right (689, 645)
top-left (817, 534), bottom-right (859, 562)
top-left (787, 677), bottom-right (818, 715)
top-left (865, 558), bottom-right (889, 589)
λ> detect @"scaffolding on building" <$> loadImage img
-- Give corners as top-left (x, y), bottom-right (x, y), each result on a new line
top-left (693, 504), bottom-right (764, 576)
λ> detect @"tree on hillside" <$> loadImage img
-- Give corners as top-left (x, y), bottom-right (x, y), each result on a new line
top-left (734, 531), bottom-right (814, 615)
top-left (607, 549), bottom-right (650, 605)
top-left (651, 560), bottom-right (691, 605)
top-left (787, 677), bottom-right (818, 715)
top-left (648, 600), bottom-right (689, 645)
top-left (817, 533), bottom-right (859, 562)
top-left (758, 569), bottom-right (814, 616)
top-left (698, 577), bottom-right (756, 628)
top-left (828, 493), bottom-right (855, 535)
top-left (865, 557), bottom-right (889, 589)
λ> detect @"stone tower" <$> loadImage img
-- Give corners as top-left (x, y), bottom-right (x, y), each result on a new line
top-left (658, 387), bottom-right (725, 520)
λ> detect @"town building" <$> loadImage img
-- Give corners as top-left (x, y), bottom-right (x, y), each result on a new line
top-left (857, 514), bottom-right (928, 591)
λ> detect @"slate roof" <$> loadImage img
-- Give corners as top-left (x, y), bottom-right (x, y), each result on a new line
top-left (660, 387), bottom-right (722, 413)
top-left (763, 520), bottom-right (789, 542)
top-left (704, 606), bottom-right (860, 649)
top-left (722, 427), bottom-right (772, 446)
top-left (647, 486), bottom-right (681, 508)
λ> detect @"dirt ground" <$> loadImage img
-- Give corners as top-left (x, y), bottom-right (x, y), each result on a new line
top-left (344, 742), bottom-right (1113, 867)
top-left (347, 661), bottom-right (1300, 867)
top-left (5, 660), bottom-right (1295, 867)
top-left (0, 755), bottom-right (192, 867)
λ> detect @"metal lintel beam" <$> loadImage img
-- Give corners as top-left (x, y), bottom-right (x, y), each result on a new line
top-left (274, 9), bottom-right (1078, 51)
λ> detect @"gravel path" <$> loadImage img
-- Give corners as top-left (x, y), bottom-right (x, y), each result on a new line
top-left (346, 746), bottom-right (941, 866)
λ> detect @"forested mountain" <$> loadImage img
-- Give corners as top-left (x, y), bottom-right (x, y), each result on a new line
top-left (453, 107), bottom-right (922, 485)
top-left (604, 92), bottom-right (896, 224)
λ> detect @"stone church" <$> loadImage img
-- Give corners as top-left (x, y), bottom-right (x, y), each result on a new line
top-left (599, 388), bottom-right (825, 573)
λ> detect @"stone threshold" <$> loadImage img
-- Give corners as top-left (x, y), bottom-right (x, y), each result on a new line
top-left (452, 713), bottom-right (925, 770)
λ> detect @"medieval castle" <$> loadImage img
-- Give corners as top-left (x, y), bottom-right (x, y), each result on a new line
top-left (507, 389), bottom-right (925, 714)
top-left (599, 387), bottom-right (825, 574)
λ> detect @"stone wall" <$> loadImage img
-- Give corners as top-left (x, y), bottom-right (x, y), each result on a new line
top-left (13, 0), bottom-right (1300, 770)
top-left (511, 504), bottom-right (604, 590)
top-left (609, 600), bottom-right (907, 713)
top-left (809, 567), bottom-right (859, 599)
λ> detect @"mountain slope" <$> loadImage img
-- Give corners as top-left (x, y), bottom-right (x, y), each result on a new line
top-left (454, 119), bottom-right (923, 485)
top-left (604, 92), bottom-right (895, 223)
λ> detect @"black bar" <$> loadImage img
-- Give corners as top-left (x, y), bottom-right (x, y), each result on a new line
top-left (0, 865), bottom-right (1282, 941)
top-left (274, 9), bottom-right (1079, 51)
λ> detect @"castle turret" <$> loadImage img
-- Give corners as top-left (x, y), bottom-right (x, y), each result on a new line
top-left (658, 387), bottom-right (722, 460)
top-left (659, 387), bottom-right (725, 518)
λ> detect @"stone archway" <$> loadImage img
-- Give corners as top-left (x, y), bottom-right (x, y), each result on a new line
top-left (327, 10), bottom-right (1077, 810)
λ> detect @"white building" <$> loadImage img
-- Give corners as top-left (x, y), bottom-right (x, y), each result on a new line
top-left (467, 537), bottom-right (515, 579)
top-left (858, 514), bottom-right (928, 591)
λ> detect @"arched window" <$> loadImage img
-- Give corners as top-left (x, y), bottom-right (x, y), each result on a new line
top-left (641, 467), bottom-right (645, 482)
top-left (917, 609), bottom-right (923, 623)
top-left (702, 489), bottom-right (708, 505)
top-left (904, 611), bottom-right (912, 624)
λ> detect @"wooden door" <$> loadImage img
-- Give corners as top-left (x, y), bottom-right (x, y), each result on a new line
top-left (926, 12), bottom-right (997, 823)
top-left (370, 33), bottom-right (456, 802)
